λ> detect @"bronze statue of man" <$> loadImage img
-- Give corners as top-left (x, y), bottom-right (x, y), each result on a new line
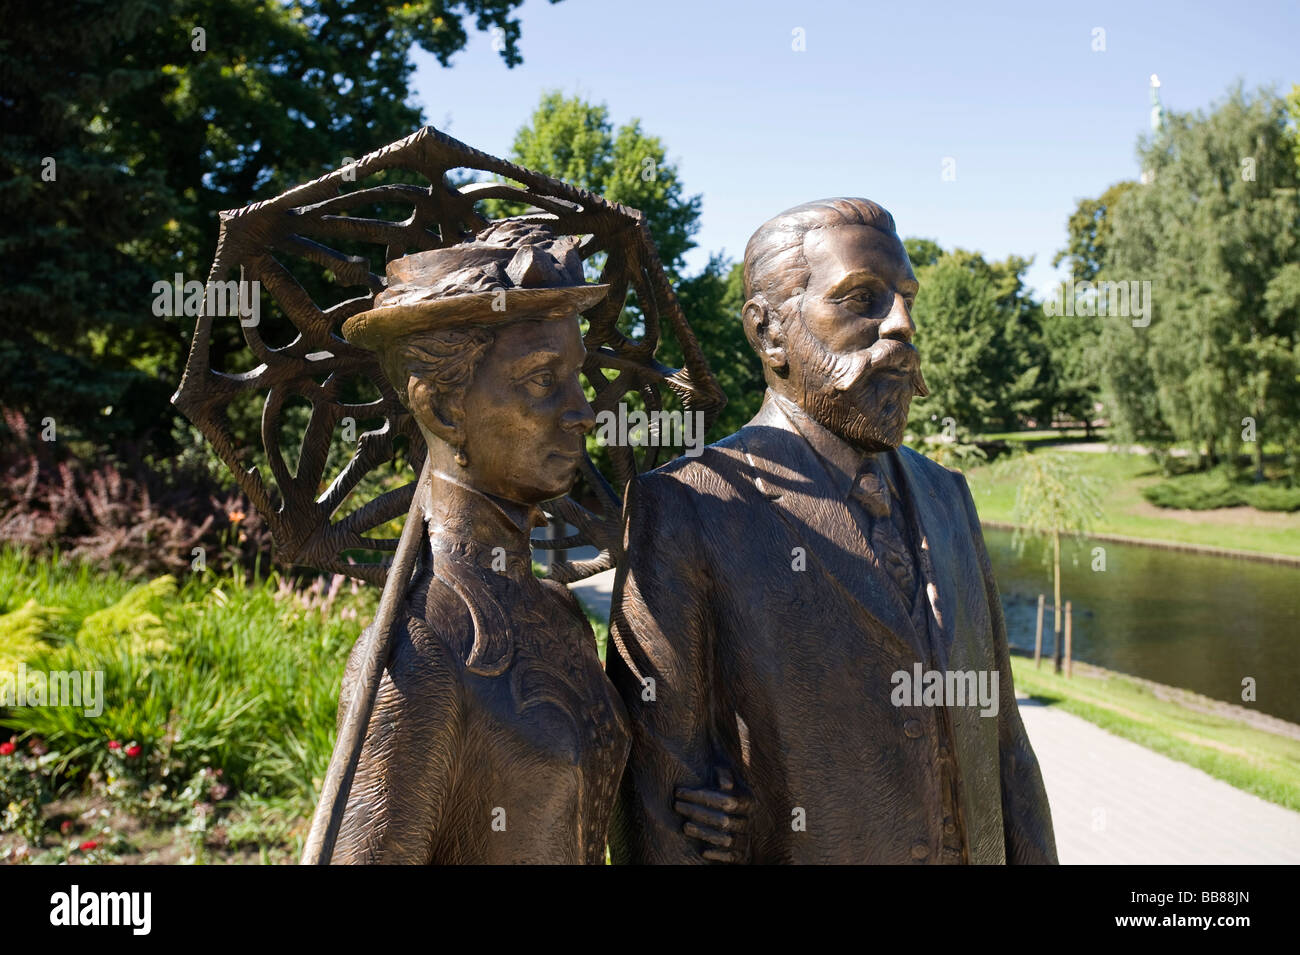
top-left (606, 198), bottom-right (1058, 864)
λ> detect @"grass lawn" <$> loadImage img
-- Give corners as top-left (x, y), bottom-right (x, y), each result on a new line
top-left (962, 449), bottom-right (1300, 557)
top-left (1011, 655), bottom-right (1300, 813)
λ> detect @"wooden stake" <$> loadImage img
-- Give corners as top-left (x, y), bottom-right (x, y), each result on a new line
top-left (1064, 600), bottom-right (1073, 678)
top-left (1034, 593), bottom-right (1044, 668)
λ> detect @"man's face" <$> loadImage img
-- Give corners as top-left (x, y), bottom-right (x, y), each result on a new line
top-left (461, 317), bottom-right (594, 504)
top-left (782, 224), bottom-right (927, 452)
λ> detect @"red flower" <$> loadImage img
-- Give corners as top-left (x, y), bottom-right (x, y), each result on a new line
top-left (0, 742), bottom-right (15, 756)
top-left (60, 821), bottom-right (73, 834)
top-left (107, 740), bottom-right (121, 751)
top-left (125, 744), bottom-right (142, 758)
top-left (78, 840), bottom-right (98, 852)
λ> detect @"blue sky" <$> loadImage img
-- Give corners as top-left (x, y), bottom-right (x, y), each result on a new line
top-left (409, 0), bottom-right (1298, 298)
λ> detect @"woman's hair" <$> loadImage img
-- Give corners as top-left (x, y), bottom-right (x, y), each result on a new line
top-left (380, 326), bottom-right (496, 433)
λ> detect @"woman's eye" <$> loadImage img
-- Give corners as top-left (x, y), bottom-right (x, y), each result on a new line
top-left (529, 371), bottom-right (555, 389)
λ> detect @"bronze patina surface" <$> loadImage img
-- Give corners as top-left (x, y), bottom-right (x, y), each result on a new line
top-left (172, 128), bottom-right (735, 864)
top-left (607, 198), bottom-right (1058, 864)
top-left (330, 223), bottom-right (628, 863)
top-left (330, 223), bottom-right (741, 863)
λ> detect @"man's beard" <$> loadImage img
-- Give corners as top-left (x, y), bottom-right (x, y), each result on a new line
top-left (790, 317), bottom-right (929, 452)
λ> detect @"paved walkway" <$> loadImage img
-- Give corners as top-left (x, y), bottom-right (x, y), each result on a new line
top-left (570, 567), bottom-right (616, 620)
top-left (1017, 697), bottom-right (1300, 864)
top-left (571, 570), bottom-right (1300, 864)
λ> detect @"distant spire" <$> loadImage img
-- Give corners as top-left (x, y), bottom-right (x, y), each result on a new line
top-left (1141, 74), bottom-right (1165, 184)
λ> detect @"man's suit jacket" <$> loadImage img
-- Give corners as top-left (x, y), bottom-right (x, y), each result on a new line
top-left (606, 394), bottom-right (1057, 864)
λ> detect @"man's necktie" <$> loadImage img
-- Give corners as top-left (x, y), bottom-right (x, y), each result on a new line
top-left (851, 463), bottom-right (917, 606)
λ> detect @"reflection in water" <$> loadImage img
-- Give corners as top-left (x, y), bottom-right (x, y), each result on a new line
top-left (984, 527), bottom-right (1300, 724)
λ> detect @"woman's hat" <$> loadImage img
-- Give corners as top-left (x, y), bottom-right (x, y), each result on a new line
top-left (342, 221), bottom-right (609, 350)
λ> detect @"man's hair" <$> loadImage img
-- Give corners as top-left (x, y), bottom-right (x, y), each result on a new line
top-left (381, 327), bottom-right (496, 431)
top-left (743, 198), bottom-right (896, 307)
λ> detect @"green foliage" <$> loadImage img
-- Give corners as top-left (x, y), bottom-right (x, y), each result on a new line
top-left (1142, 469), bottom-right (1300, 511)
top-left (1043, 181), bottom-right (1141, 430)
top-left (918, 439), bottom-right (988, 472)
top-left (0, 742), bottom-right (56, 844)
top-left (0, 547), bottom-right (374, 807)
top-left (668, 257), bottom-right (765, 439)
top-left (1287, 85), bottom-right (1300, 175)
top-left (1096, 85), bottom-right (1300, 474)
top-left (485, 91), bottom-right (701, 277)
top-left (903, 237), bottom-right (944, 271)
top-left (997, 451), bottom-right (1104, 543)
top-left (0, 601), bottom-right (67, 671)
top-left (1053, 181), bottom-right (1139, 284)
top-left (0, 0), bottom-right (551, 454)
top-left (486, 92), bottom-right (759, 442)
top-left (907, 247), bottom-right (1048, 437)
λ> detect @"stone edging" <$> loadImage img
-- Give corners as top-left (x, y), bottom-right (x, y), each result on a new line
top-left (981, 521), bottom-right (1300, 567)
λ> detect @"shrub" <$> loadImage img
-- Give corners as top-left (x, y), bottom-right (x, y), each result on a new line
top-left (0, 548), bottom-right (373, 809)
top-left (0, 409), bottom-right (274, 578)
top-left (1142, 468), bottom-right (1300, 511)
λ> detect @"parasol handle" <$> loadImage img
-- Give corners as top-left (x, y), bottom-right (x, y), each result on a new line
top-left (300, 458), bottom-right (431, 865)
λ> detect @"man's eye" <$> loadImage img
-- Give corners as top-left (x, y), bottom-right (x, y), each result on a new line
top-left (842, 292), bottom-right (873, 311)
top-left (529, 371), bottom-right (555, 389)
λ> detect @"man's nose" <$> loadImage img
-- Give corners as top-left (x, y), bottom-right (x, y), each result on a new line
top-left (562, 385), bottom-right (596, 436)
top-left (878, 293), bottom-right (915, 344)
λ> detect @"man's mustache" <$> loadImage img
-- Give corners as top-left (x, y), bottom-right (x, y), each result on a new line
top-left (826, 338), bottom-right (930, 399)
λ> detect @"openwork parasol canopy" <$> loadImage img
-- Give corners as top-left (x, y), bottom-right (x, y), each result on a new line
top-left (172, 127), bottom-right (724, 585)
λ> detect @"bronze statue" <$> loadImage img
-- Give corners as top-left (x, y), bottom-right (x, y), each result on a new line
top-left (171, 127), bottom-right (738, 864)
top-left (606, 198), bottom-right (1058, 864)
top-left (328, 222), bottom-right (745, 863)
top-left (327, 222), bottom-right (629, 863)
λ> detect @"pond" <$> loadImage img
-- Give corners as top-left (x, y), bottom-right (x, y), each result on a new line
top-left (984, 527), bottom-right (1300, 725)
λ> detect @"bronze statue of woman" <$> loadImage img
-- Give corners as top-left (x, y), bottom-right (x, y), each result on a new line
top-left (330, 221), bottom-right (740, 863)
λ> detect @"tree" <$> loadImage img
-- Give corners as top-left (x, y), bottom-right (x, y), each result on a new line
top-left (1053, 182), bottom-right (1138, 284)
top-left (903, 237), bottom-right (943, 272)
top-left (486, 91), bottom-right (701, 278)
top-left (997, 451), bottom-right (1103, 673)
top-left (669, 257), bottom-right (764, 438)
top-left (487, 92), bottom-right (765, 442)
top-left (906, 247), bottom-right (1048, 438)
top-left (0, 0), bottom-right (555, 455)
top-left (1097, 85), bottom-right (1300, 475)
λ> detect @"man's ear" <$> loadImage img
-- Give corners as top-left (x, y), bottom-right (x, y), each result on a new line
top-left (742, 297), bottom-right (787, 374)
top-left (408, 377), bottom-right (461, 448)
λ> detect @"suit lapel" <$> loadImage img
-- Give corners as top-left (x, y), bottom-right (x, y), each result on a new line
top-left (734, 413), bottom-right (928, 663)
top-left (890, 449), bottom-right (963, 673)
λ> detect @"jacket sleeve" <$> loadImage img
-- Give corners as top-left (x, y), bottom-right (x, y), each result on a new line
top-left (955, 471), bottom-right (1059, 864)
top-left (331, 607), bottom-right (463, 864)
top-left (606, 471), bottom-right (721, 864)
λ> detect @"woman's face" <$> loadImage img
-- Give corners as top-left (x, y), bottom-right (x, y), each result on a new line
top-left (459, 316), bottom-right (595, 504)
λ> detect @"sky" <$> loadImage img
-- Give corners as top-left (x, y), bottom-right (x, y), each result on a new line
top-left (408, 0), bottom-right (1298, 298)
